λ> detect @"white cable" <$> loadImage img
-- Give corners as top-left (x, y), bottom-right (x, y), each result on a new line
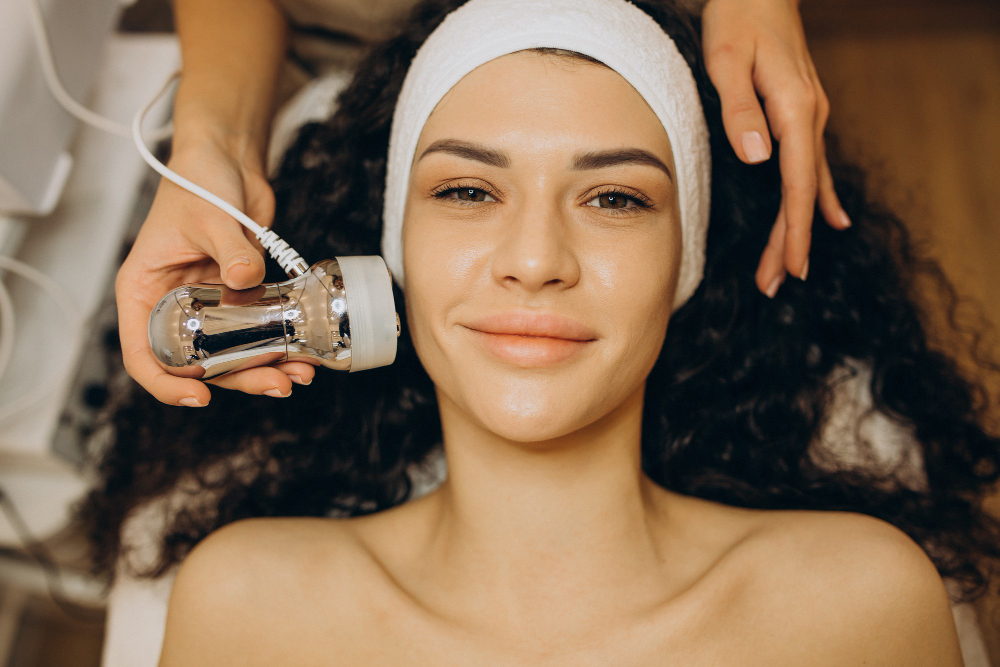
top-left (22, 0), bottom-right (173, 143)
top-left (133, 74), bottom-right (311, 277)
top-left (0, 256), bottom-right (84, 423)
top-left (26, 0), bottom-right (309, 276)
top-left (28, 0), bottom-right (310, 276)
top-left (8, 0), bottom-right (309, 420)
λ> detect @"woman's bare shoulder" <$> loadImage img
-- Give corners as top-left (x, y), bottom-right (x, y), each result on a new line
top-left (172, 515), bottom-right (379, 586)
top-left (157, 516), bottom-right (385, 666)
top-left (718, 509), bottom-right (964, 666)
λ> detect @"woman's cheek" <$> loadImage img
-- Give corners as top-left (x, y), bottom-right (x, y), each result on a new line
top-left (441, 238), bottom-right (488, 288)
top-left (587, 237), bottom-right (675, 361)
top-left (402, 216), bottom-right (481, 360)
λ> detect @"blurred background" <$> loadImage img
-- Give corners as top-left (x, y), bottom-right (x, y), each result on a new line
top-left (0, 0), bottom-right (997, 664)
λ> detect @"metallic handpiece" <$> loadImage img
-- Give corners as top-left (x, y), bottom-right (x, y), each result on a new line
top-left (148, 256), bottom-right (399, 379)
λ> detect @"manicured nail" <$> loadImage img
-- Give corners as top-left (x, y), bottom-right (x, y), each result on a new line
top-left (765, 275), bottom-right (783, 299)
top-left (179, 397), bottom-right (205, 408)
top-left (264, 387), bottom-right (291, 398)
top-left (838, 210), bottom-right (852, 228)
top-left (741, 131), bottom-right (769, 163)
top-left (288, 375), bottom-right (311, 386)
top-left (800, 259), bottom-right (809, 281)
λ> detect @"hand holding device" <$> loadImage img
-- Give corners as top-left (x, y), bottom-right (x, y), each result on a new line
top-left (115, 140), bottom-right (311, 407)
top-left (129, 79), bottom-right (399, 403)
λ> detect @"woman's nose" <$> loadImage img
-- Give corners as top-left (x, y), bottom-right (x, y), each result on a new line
top-left (489, 200), bottom-right (581, 294)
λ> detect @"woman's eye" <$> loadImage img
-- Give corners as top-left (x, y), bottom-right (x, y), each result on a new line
top-left (435, 187), bottom-right (496, 203)
top-left (585, 191), bottom-right (648, 210)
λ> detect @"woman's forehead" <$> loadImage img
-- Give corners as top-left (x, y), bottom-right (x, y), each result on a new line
top-left (416, 50), bottom-right (675, 168)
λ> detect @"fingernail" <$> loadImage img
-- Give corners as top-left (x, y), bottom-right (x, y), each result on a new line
top-left (800, 259), bottom-right (810, 281)
top-left (839, 210), bottom-right (852, 228)
top-left (288, 375), bottom-right (311, 386)
top-left (765, 275), bottom-right (783, 299)
top-left (742, 131), bottom-right (769, 163)
top-left (225, 257), bottom-right (251, 278)
top-left (179, 397), bottom-right (205, 408)
top-left (264, 387), bottom-right (291, 398)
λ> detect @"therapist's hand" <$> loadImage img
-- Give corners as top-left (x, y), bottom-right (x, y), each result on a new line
top-left (115, 141), bottom-right (316, 407)
top-left (701, 0), bottom-right (851, 297)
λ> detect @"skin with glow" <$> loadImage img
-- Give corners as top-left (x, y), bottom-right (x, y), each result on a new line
top-left (402, 50), bottom-right (681, 446)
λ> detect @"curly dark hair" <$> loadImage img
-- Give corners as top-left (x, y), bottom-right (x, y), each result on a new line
top-left (78, 0), bottom-right (1000, 603)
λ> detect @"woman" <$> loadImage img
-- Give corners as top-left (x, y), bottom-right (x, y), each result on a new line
top-left (116, 0), bottom-right (850, 406)
top-left (83, 0), bottom-right (999, 663)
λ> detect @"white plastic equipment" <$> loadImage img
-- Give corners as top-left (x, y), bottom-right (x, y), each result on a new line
top-left (0, 0), bottom-right (122, 215)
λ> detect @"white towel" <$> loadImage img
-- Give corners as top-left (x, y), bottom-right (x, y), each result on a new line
top-left (380, 0), bottom-right (711, 310)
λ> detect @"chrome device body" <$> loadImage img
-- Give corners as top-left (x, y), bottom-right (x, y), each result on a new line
top-left (148, 257), bottom-right (399, 379)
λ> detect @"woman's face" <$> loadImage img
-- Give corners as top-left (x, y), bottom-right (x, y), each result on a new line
top-left (402, 50), bottom-right (681, 443)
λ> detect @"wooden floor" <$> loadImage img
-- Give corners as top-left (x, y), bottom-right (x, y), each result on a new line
top-left (803, 1), bottom-right (1000, 661)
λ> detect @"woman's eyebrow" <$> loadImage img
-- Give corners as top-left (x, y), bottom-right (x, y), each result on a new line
top-left (417, 139), bottom-right (510, 168)
top-left (416, 140), bottom-right (672, 182)
top-left (572, 148), bottom-right (673, 181)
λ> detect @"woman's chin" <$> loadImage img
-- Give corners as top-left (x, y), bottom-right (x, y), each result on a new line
top-left (466, 387), bottom-right (601, 445)
top-left (481, 419), bottom-right (581, 446)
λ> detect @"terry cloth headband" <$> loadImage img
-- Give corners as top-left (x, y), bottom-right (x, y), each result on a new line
top-left (381, 0), bottom-right (711, 310)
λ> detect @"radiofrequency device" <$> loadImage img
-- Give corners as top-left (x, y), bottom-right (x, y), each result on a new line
top-left (148, 257), bottom-right (399, 378)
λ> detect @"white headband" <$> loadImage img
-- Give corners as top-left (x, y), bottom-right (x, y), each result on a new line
top-left (381, 0), bottom-right (711, 310)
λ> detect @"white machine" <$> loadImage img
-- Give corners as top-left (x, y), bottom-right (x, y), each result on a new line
top-left (0, 0), bottom-right (179, 551)
top-left (0, 0), bottom-right (122, 215)
top-left (0, 2), bottom-right (179, 662)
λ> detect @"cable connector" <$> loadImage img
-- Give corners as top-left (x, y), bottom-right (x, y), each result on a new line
top-left (256, 228), bottom-right (310, 277)
top-left (132, 73), bottom-right (311, 279)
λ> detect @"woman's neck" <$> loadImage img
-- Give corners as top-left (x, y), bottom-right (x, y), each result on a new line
top-left (418, 385), bottom-right (680, 637)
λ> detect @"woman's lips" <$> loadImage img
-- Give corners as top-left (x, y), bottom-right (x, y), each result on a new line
top-left (467, 331), bottom-right (592, 367)
top-left (460, 312), bottom-right (597, 367)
